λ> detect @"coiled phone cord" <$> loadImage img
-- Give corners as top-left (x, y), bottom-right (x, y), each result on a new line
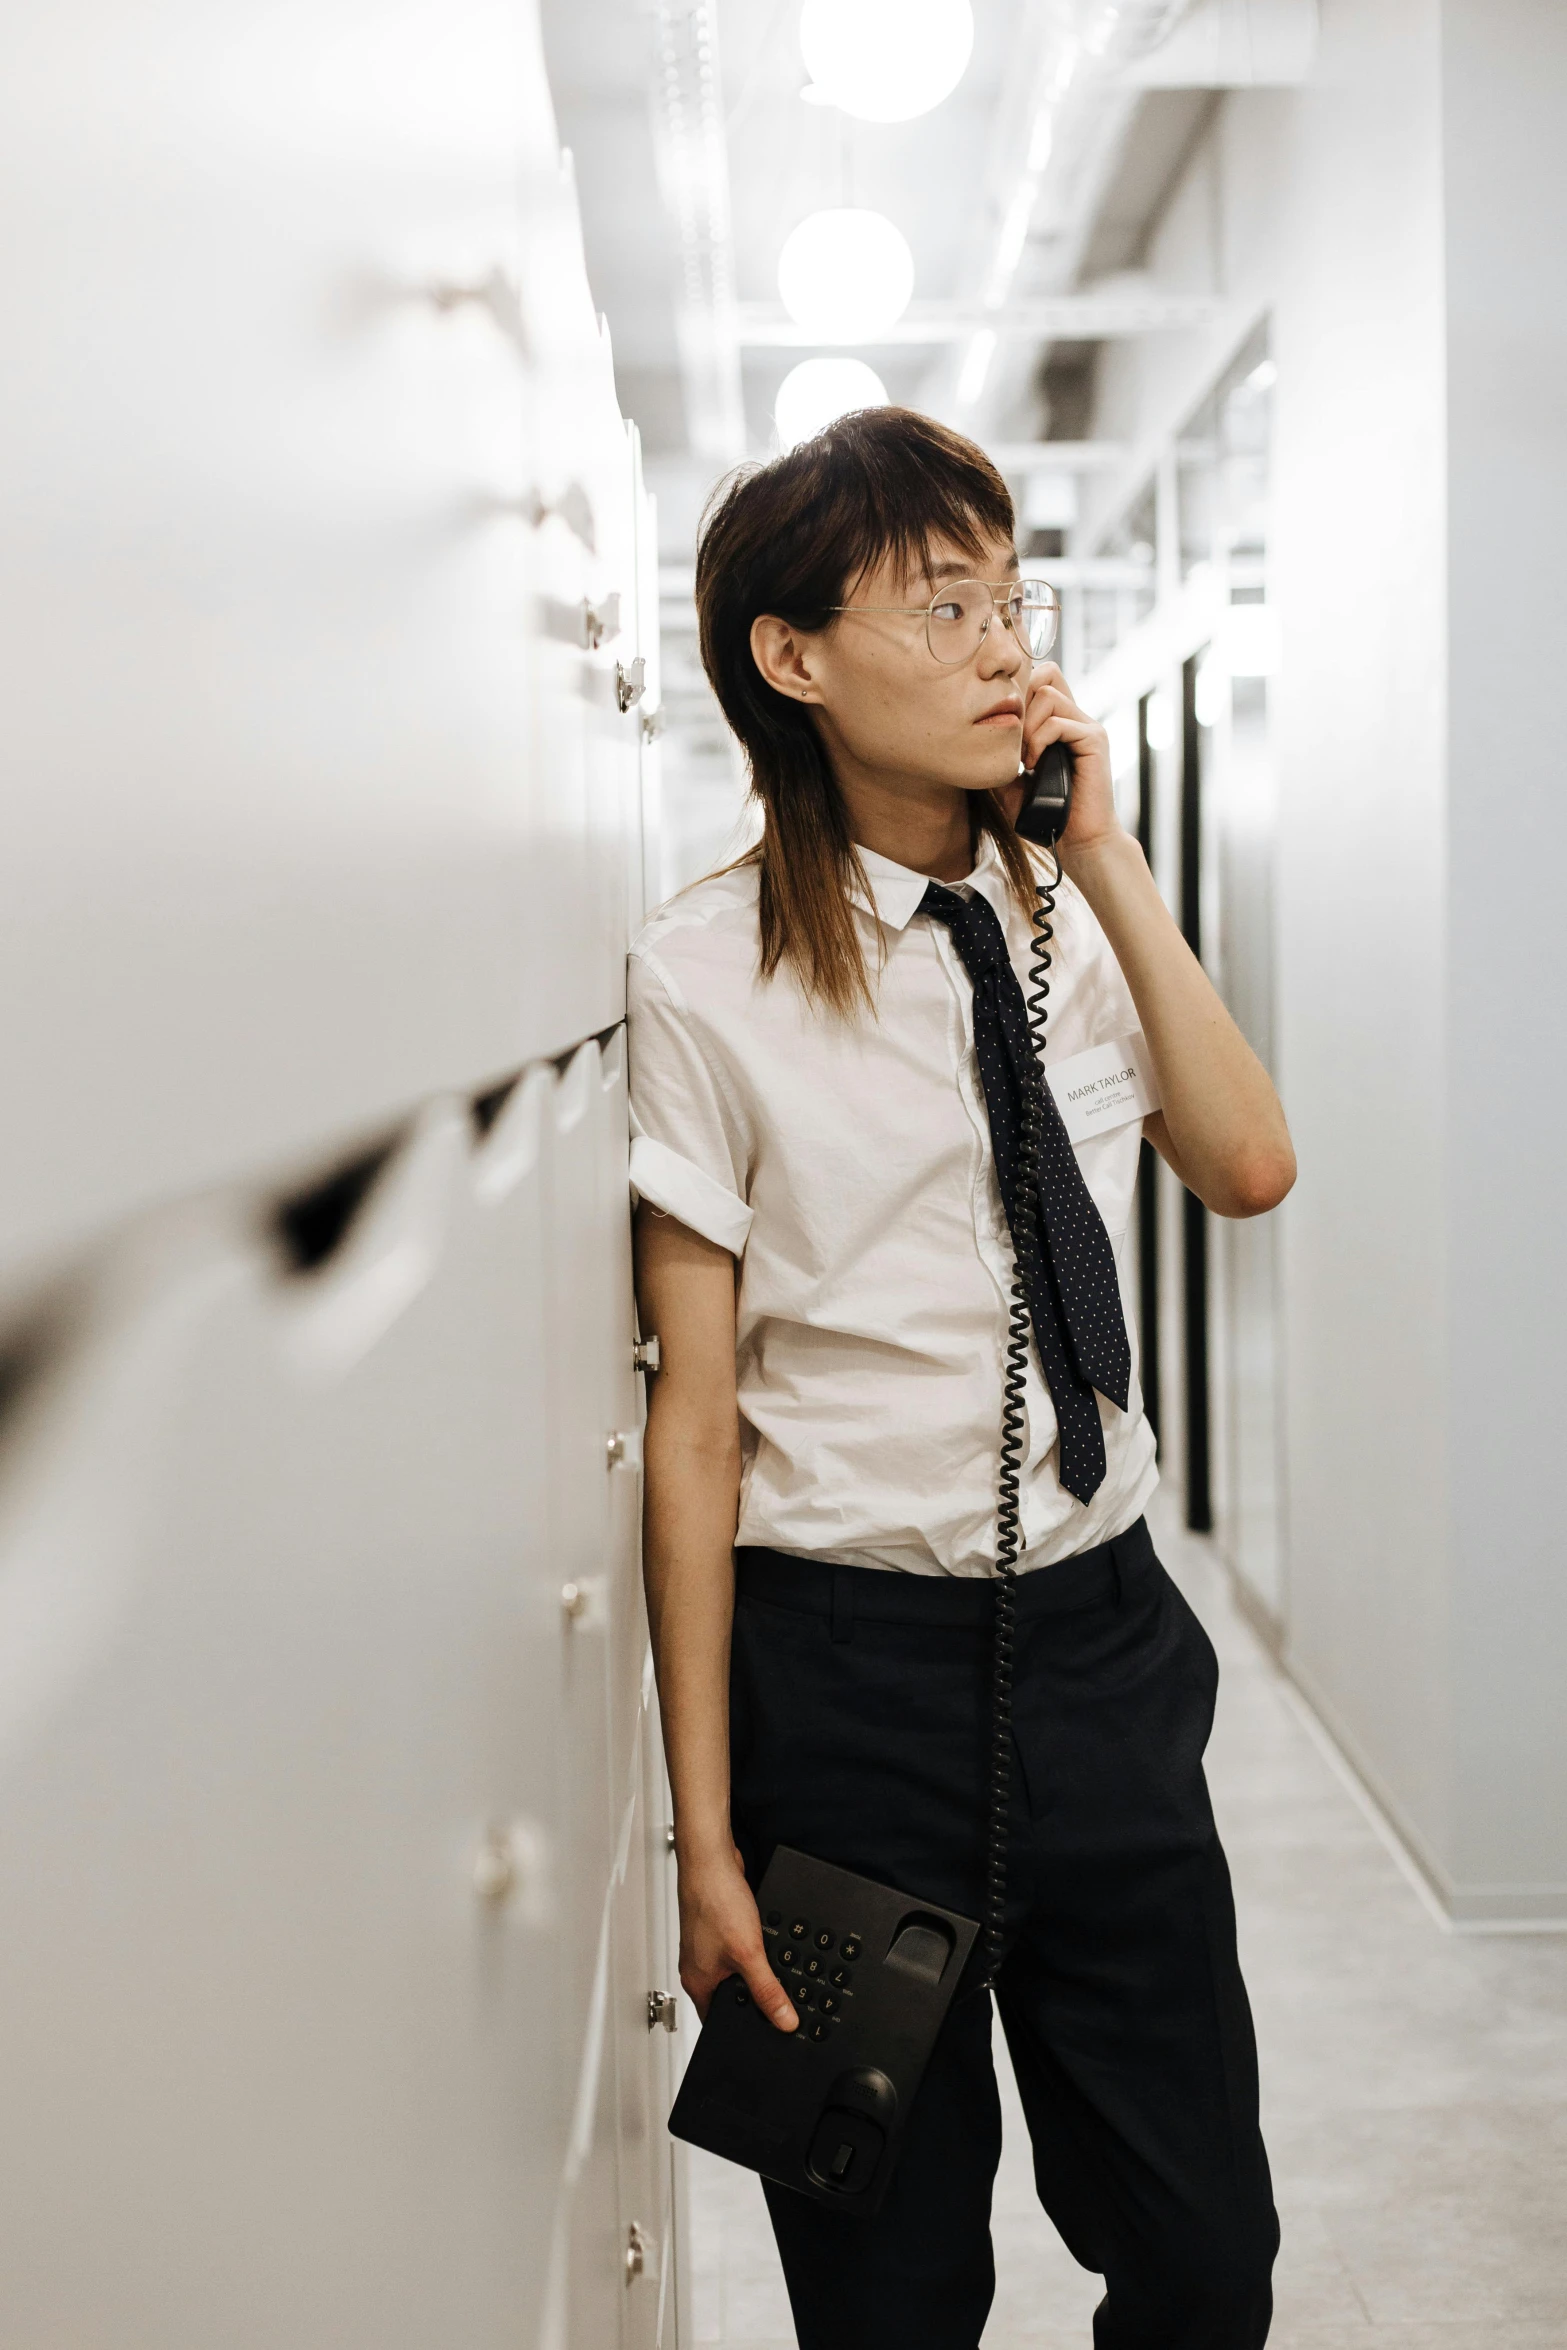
top-left (979, 851), bottom-right (1061, 1992)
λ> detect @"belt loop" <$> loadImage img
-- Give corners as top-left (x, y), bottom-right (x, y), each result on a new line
top-left (830, 1567), bottom-right (856, 1645)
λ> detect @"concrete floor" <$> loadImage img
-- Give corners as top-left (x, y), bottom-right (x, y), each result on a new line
top-left (685, 1499), bottom-right (1567, 2347)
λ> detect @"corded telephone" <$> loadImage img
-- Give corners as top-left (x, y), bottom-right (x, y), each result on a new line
top-left (668, 733), bottom-right (1074, 2216)
top-left (667, 1847), bottom-right (978, 2215)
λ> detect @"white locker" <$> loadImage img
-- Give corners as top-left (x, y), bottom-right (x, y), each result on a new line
top-left (0, 1114), bottom-right (551, 2342)
top-left (0, 0), bottom-right (646, 1278)
top-left (0, 0), bottom-right (685, 2340)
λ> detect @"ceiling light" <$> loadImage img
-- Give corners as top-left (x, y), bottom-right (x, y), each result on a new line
top-left (777, 209), bottom-right (915, 342)
top-left (774, 357), bottom-right (889, 451)
top-left (798, 0), bottom-right (974, 123)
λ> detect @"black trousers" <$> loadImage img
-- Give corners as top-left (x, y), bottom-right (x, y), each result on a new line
top-left (729, 1519), bottom-right (1278, 2350)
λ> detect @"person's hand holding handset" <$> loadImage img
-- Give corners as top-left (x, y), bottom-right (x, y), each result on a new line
top-left (1009, 661), bottom-right (1118, 857)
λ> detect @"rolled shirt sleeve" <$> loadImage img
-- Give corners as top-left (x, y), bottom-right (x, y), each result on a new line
top-left (627, 947), bottom-right (755, 1256)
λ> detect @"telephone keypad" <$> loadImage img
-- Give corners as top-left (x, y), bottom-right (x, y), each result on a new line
top-left (770, 1917), bottom-right (862, 2029)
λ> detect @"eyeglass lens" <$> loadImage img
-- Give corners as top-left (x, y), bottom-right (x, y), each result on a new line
top-left (926, 579), bottom-right (1059, 664)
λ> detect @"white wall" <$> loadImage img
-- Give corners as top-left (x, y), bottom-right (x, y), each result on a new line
top-left (1079, 0), bottom-right (1567, 1918)
top-left (1440, 0), bottom-right (1567, 1910)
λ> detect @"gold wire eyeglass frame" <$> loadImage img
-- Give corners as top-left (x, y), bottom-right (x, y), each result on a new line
top-left (825, 576), bottom-right (1060, 665)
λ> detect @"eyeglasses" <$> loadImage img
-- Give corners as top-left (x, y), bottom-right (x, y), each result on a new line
top-left (827, 576), bottom-right (1060, 666)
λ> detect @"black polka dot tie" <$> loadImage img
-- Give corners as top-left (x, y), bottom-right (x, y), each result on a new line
top-left (918, 882), bottom-right (1131, 1505)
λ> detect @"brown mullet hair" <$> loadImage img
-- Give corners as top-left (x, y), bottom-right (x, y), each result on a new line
top-left (694, 405), bottom-right (1038, 1018)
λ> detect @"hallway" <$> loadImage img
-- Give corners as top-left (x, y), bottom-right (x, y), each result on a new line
top-left (688, 1498), bottom-right (1567, 2348)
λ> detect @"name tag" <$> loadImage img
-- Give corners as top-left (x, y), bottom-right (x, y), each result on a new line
top-left (1045, 1034), bottom-right (1160, 1146)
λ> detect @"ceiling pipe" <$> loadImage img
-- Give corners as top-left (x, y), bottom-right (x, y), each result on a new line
top-left (647, 0), bottom-right (745, 466)
top-left (939, 0), bottom-right (1317, 436)
top-left (934, 0), bottom-right (1198, 419)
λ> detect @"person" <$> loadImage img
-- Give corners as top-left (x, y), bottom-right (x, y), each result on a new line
top-left (628, 407), bottom-right (1293, 2350)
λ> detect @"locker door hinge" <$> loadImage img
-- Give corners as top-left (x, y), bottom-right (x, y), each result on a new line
top-left (624, 2220), bottom-right (651, 2283)
top-left (581, 592), bottom-right (621, 649)
top-left (647, 1988), bottom-right (679, 2033)
top-left (633, 1335), bottom-right (660, 1374)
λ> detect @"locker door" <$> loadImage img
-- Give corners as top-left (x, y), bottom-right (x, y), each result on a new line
top-left (598, 1027), bottom-right (648, 1826)
top-left (543, 1039), bottom-right (626, 2348)
top-left (630, 426), bottom-right (665, 924)
top-left (546, 1043), bottom-right (616, 2047)
top-left (612, 1757), bottom-right (663, 2350)
top-left (0, 1098), bottom-right (571, 2349)
top-left (641, 1689), bottom-right (684, 2348)
top-left (0, 0), bottom-right (611, 1276)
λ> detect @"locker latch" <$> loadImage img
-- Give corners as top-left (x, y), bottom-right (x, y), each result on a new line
top-left (615, 655), bottom-right (646, 712)
top-left (647, 1989), bottom-right (679, 2033)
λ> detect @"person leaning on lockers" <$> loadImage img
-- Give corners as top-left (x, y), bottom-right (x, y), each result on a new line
top-left (629, 407), bottom-right (1295, 2350)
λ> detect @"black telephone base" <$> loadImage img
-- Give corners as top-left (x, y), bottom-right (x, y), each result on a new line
top-left (667, 1846), bottom-right (978, 2217)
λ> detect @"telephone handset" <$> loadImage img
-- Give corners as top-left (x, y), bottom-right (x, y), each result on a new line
top-left (1013, 735), bottom-right (1073, 846)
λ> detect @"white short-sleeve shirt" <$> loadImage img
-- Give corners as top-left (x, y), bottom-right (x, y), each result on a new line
top-left (627, 835), bottom-right (1159, 1578)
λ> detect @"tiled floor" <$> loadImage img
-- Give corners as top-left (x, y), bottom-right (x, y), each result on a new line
top-left (685, 1498), bottom-right (1567, 2347)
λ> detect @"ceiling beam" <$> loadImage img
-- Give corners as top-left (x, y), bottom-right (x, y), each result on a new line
top-left (983, 442), bottom-right (1133, 472)
top-left (737, 293), bottom-right (1224, 348)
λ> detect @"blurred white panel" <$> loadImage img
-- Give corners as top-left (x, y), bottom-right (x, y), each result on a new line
top-left (597, 1028), bottom-right (649, 1824)
top-left (556, 1805), bottom-right (634, 2350)
top-left (631, 427), bottom-right (665, 926)
top-left (545, 1041), bottom-right (618, 2059)
top-left (612, 1768), bottom-right (663, 2350)
top-left (0, 0), bottom-right (644, 1277)
top-left (0, 1086), bottom-right (591, 2347)
top-left (641, 1687), bottom-right (684, 2348)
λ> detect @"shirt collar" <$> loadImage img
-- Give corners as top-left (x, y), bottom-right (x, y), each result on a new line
top-left (850, 831), bottom-right (1015, 933)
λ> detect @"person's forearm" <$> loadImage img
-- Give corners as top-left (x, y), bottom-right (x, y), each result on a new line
top-left (1062, 829), bottom-right (1295, 1217)
top-left (643, 1404), bottom-right (743, 1864)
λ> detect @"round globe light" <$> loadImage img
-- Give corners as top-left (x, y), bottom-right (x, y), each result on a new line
top-left (774, 356), bottom-right (889, 451)
top-left (799, 0), bottom-right (974, 123)
top-left (777, 208), bottom-right (915, 342)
